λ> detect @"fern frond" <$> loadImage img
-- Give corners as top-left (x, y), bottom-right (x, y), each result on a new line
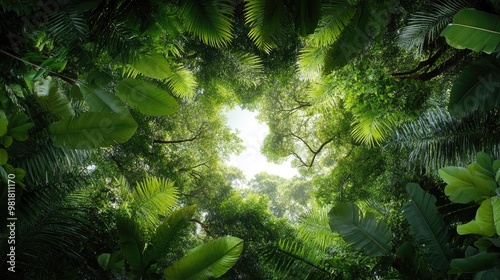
top-left (131, 176), bottom-right (179, 225)
top-left (298, 45), bottom-right (329, 80)
top-left (167, 65), bottom-right (198, 100)
top-left (244, 0), bottom-right (288, 53)
top-left (308, 0), bottom-right (355, 47)
top-left (264, 239), bottom-right (336, 280)
top-left (296, 207), bottom-right (339, 252)
top-left (47, 8), bottom-right (88, 45)
top-left (388, 108), bottom-right (500, 174)
top-left (397, 0), bottom-right (472, 55)
top-left (180, 0), bottom-right (234, 47)
top-left (351, 114), bottom-right (396, 147)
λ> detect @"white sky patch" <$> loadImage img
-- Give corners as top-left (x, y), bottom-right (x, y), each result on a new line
top-left (225, 107), bottom-right (298, 179)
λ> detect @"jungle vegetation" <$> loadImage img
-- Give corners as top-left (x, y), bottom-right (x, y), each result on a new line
top-left (0, 0), bottom-right (499, 279)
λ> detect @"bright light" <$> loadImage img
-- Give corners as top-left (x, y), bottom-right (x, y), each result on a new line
top-left (225, 107), bottom-right (298, 179)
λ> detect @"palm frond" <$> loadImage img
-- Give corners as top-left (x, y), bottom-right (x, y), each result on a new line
top-left (296, 207), bottom-right (339, 253)
top-left (47, 7), bottom-right (88, 46)
top-left (388, 108), bottom-right (500, 174)
top-left (397, 0), bottom-right (472, 55)
top-left (298, 45), bottom-right (329, 80)
top-left (244, 0), bottom-right (288, 53)
top-left (351, 114), bottom-right (396, 147)
top-left (3, 180), bottom-right (90, 277)
top-left (180, 0), bottom-right (234, 48)
top-left (166, 65), bottom-right (198, 100)
top-left (323, 0), bottom-right (393, 72)
top-left (307, 0), bottom-right (355, 47)
top-left (131, 176), bottom-right (179, 225)
top-left (263, 239), bottom-right (336, 280)
top-left (306, 81), bottom-right (338, 112)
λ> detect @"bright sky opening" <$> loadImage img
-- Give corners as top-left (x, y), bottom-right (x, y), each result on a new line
top-left (225, 107), bottom-right (298, 179)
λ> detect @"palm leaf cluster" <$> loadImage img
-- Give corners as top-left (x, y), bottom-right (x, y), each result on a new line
top-left (263, 239), bottom-right (337, 280)
top-left (180, 0), bottom-right (235, 48)
top-left (397, 0), bottom-right (473, 55)
top-left (389, 107), bottom-right (500, 174)
top-left (0, 175), bottom-right (91, 278)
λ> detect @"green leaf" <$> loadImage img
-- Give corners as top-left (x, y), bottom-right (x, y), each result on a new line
top-left (328, 202), bottom-right (392, 257)
top-left (115, 79), bottom-right (179, 116)
top-left (448, 56), bottom-right (500, 117)
top-left (49, 112), bottom-right (138, 149)
top-left (323, 0), bottom-right (394, 72)
top-left (180, 0), bottom-right (234, 48)
top-left (163, 236), bottom-right (244, 280)
top-left (143, 205), bottom-right (196, 265)
top-left (449, 252), bottom-right (500, 274)
top-left (128, 53), bottom-right (173, 80)
top-left (98, 252), bottom-right (124, 271)
top-left (78, 83), bottom-right (129, 115)
top-left (7, 113), bottom-right (35, 141)
top-left (295, 0), bottom-right (321, 36)
top-left (116, 215), bottom-right (144, 271)
top-left (2, 136), bottom-right (13, 148)
top-left (35, 78), bottom-right (75, 119)
top-left (0, 110), bottom-right (8, 137)
top-left (441, 9), bottom-right (500, 54)
top-left (458, 198), bottom-right (496, 237)
top-left (245, 0), bottom-right (287, 53)
top-left (0, 149), bottom-right (7, 165)
top-left (491, 197), bottom-right (500, 236)
top-left (402, 183), bottom-right (450, 270)
top-left (440, 167), bottom-right (493, 203)
top-left (131, 177), bottom-right (178, 225)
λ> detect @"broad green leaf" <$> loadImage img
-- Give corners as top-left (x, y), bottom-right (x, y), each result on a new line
top-left (49, 112), bottom-right (138, 149)
top-left (78, 83), bottom-right (129, 115)
top-left (448, 56), bottom-right (500, 117)
top-left (458, 198), bottom-right (496, 237)
top-left (129, 53), bottom-right (173, 80)
top-left (163, 236), bottom-right (244, 280)
top-left (7, 113), bottom-right (35, 141)
top-left (473, 269), bottom-right (496, 280)
top-left (115, 79), bottom-right (179, 116)
top-left (0, 149), bottom-right (7, 165)
top-left (98, 252), bottom-right (124, 271)
top-left (329, 202), bottom-right (392, 257)
top-left (2, 136), bottom-right (12, 148)
top-left (143, 205), bottom-right (196, 265)
top-left (440, 167), bottom-right (492, 203)
top-left (491, 197), bottom-right (500, 235)
top-left (449, 252), bottom-right (500, 274)
top-left (441, 9), bottom-right (500, 54)
top-left (0, 110), bottom-right (7, 137)
top-left (116, 216), bottom-right (144, 271)
top-left (402, 183), bottom-right (450, 270)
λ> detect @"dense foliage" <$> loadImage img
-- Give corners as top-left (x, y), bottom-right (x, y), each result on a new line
top-left (0, 0), bottom-right (499, 279)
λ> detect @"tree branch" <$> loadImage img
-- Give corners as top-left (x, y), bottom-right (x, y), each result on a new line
top-left (0, 49), bottom-right (78, 84)
top-left (153, 124), bottom-right (204, 145)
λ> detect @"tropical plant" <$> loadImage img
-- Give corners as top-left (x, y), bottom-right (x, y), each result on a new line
top-left (98, 176), bottom-right (244, 279)
top-left (439, 152), bottom-right (500, 277)
top-left (389, 107), bottom-right (500, 174)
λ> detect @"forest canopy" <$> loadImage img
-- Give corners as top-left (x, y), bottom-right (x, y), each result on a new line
top-left (0, 0), bottom-right (499, 279)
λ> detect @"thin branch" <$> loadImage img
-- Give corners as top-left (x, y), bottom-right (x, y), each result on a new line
top-left (0, 49), bottom-right (78, 84)
top-left (153, 125), bottom-right (204, 145)
top-left (190, 218), bottom-right (214, 237)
